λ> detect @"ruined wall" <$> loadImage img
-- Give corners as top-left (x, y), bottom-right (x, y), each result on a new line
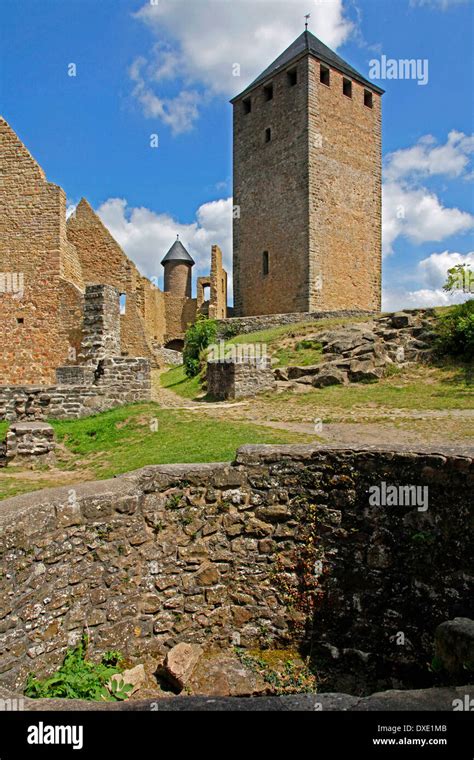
top-left (207, 357), bottom-right (275, 399)
top-left (163, 294), bottom-right (197, 344)
top-left (307, 58), bottom-right (382, 311)
top-left (233, 58), bottom-right (310, 316)
top-left (0, 445), bottom-right (471, 694)
top-left (208, 245), bottom-right (228, 320)
top-left (0, 118), bottom-right (83, 384)
top-left (66, 200), bottom-right (156, 362)
top-left (0, 357), bottom-right (151, 421)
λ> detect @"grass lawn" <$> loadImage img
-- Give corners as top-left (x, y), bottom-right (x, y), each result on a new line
top-left (0, 402), bottom-right (313, 501)
top-left (159, 365), bottom-right (203, 399)
top-left (272, 365), bottom-right (474, 412)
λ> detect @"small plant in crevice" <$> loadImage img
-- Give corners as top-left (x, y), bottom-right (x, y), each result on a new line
top-left (165, 493), bottom-right (184, 510)
top-left (235, 648), bottom-right (317, 695)
top-left (24, 633), bottom-right (131, 701)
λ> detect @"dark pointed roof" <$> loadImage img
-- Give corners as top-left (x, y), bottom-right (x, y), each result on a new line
top-left (231, 30), bottom-right (384, 102)
top-left (161, 236), bottom-right (195, 266)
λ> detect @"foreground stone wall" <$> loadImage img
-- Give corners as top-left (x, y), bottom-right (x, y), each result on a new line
top-left (0, 444), bottom-right (471, 694)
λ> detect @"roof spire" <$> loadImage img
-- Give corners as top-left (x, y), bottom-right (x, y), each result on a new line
top-left (304, 13), bottom-right (310, 31)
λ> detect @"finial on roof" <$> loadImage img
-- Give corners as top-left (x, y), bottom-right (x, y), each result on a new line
top-left (305, 13), bottom-right (310, 31)
top-left (177, 234), bottom-right (180, 240)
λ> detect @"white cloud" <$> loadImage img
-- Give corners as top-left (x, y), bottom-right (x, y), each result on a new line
top-left (382, 131), bottom-right (474, 256)
top-left (129, 56), bottom-right (200, 135)
top-left (384, 131), bottom-right (474, 182)
top-left (383, 249), bottom-right (474, 310)
top-left (96, 196), bottom-right (233, 296)
top-left (382, 182), bottom-right (474, 256)
top-left (130, 0), bottom-right (353, 130)
top-left (418, 250), bottom-right (474, 288)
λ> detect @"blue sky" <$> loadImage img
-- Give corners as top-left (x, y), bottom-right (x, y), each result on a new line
top-left (1, 0), bottom-right (473, 306)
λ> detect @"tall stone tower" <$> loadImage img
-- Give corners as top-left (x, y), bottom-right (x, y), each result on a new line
top-left (161, 236), bottom-right (195, 298)
top-left (231, 30), bottom-right (384, 317)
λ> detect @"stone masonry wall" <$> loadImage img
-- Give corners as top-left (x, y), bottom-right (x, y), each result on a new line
top-left (207, 358), bottom-right (276, 400)
top-left (216, 309), bottom-right (375, 338)
top-left (79, 285), bottom-right (121, 365)
top-left (232, 51), bottom-right (382, 317)
top-left (0, 444), bottom-right (471, 694)
top-left (0, 118), bottom-right (83, 384)
top-left (0, 357), bottom-right (151, 422)
top-left (233, 56), bottom-right (310, 316)
top-left (307, 57), bottom-right (382, 312)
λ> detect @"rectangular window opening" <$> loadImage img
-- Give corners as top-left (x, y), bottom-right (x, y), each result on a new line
top-left (320, 65), bottom-right (330, 86)
top-left (262, 251), bottom-right (269, 276)
top-left (265, 127), bottom-right (272, 143)
top-left (343, 78), bottom-right (352, 98)
top-left (364, 90), bottom-right (373, 108)
top-left (17, 317), bottom-right (24, 325)
top-left (243, 97), bottom-right (252, 114)
top-left (287, 69), bottom-right (298, 87)
top-left (119, 293), bottom-right (127, 315)
top-left (263, 84), bottom-right (273, 101)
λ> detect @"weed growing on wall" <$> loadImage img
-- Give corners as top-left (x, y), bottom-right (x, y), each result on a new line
top-left (24, 633), bottom-right (132, 701)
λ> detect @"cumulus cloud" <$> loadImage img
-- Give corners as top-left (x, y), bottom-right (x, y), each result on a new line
top-left (130, 0), bottom-right (353, 131)
top-left (382, 131), bottom-right (474, 256)
top-left (382, 182), bottom-right (474, 255)
top-left (383, 249), bottom-right (474, 311)
top-left (129, 56), bottom-right (200, 135)
top-left (96, 196), bottom-right (233, 295)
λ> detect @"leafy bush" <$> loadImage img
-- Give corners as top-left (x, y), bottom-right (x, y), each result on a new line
top-left (435, 299), bottom-right (474, 360)
top-left (24, 634), bottom-right (132, 701)
top-left (183, 316), bottom-right (217, 378)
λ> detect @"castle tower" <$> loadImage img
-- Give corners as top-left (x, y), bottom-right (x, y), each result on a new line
top-left (161, 236), bottom-right (195, 298)
top-left (231, 30), bottom-right (384, 317)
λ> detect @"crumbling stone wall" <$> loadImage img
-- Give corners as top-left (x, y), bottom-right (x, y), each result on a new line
top-left (5, 422), bottom-right (56, 467)
top-left (207, 357), bottom-right (275, 399)
top-left (0, 444), bottom-right (471, 694)
top-left (0, 118), bottom-right (83, 384)
top-left (0, 358), bottom-right (151, 421)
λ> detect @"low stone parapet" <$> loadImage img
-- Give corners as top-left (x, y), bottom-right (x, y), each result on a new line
top-left (6, 422), bottom-right (56, 467)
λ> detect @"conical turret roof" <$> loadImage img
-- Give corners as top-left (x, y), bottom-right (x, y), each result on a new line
top-left (161, 236), bottom-right (195, 266)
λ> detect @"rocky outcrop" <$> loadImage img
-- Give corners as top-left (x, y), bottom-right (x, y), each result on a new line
top-left (277, 309), bottom-right (438, 389)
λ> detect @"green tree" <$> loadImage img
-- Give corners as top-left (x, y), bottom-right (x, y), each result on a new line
top-left (183, 316), bottom-right (217, 378)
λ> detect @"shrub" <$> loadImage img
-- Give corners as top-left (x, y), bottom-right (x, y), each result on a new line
top-left (435, 299), bottom-right (474, 360)
top-left (183, 316), bottom-right (217, 378)
top-left (24, 633), bottom-right (132, 701)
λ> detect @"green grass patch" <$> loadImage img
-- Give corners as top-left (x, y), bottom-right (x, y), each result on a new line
top-left (0, 421), bottom-right (8, 440)
top-left (159, 364), bottom-right (202, 399)
top-left (0, 402), bottom-right (312, 501)
top-left (51, 403), bottom-right (311, 480)
top-left (287, 374), bottom-right (474, 411)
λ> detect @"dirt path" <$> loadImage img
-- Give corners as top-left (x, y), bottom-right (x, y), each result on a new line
top-left (152, 370), bottom-right (474, 448)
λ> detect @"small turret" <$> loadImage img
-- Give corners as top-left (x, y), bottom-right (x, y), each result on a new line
top-left (161, 235), bottom-right (195, 298)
